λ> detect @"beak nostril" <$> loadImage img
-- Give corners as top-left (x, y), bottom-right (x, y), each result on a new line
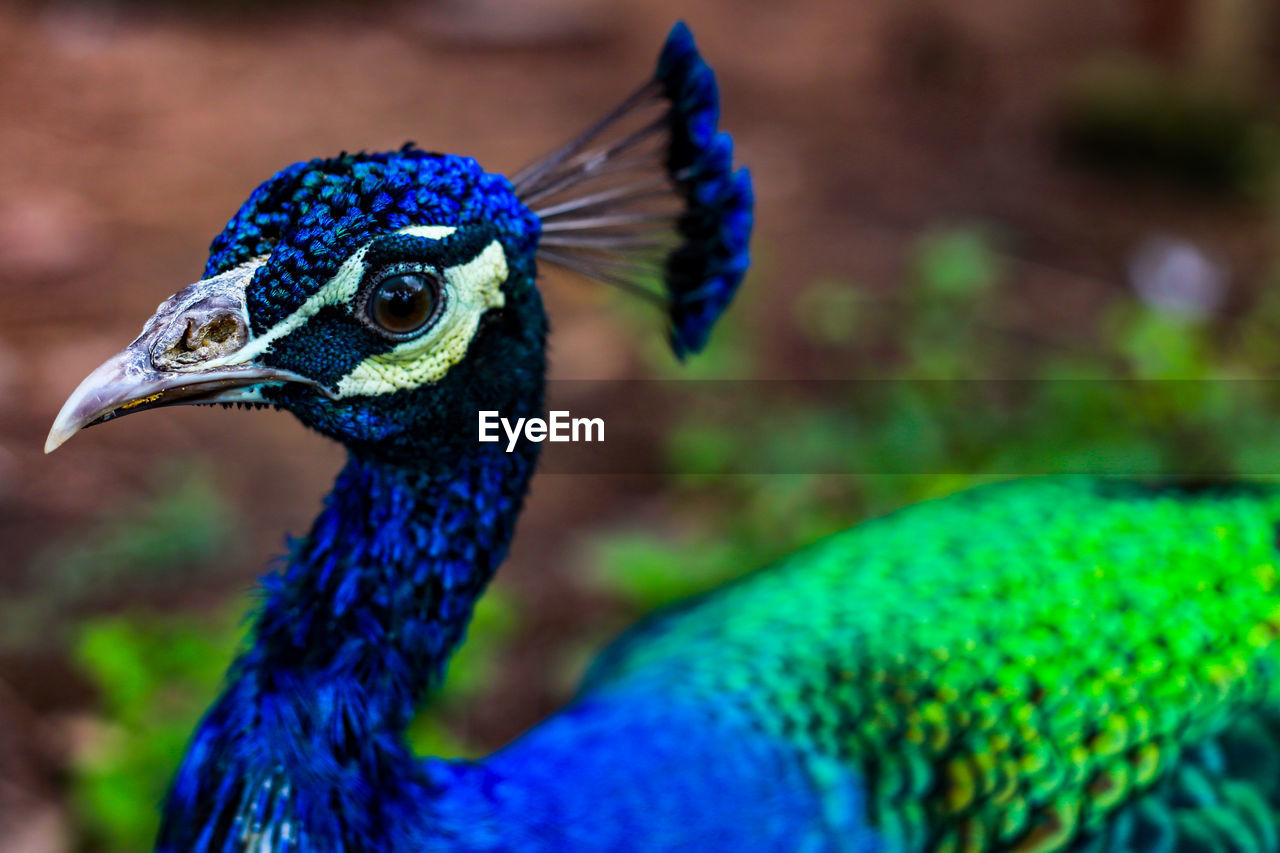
top-left (207, 316), bottom-right (238, 345)
top-left (154, 305), bottom-right (249, 369)
top-left (184, 314), bottom-right (239, 350)
top-left (180, 318), bottom-right (199, 352)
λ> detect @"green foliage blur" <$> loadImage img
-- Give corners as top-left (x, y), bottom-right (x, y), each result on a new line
top-left (23, 465), bottom-right (241, 852)
top-left (73, 609), bottom-right (244, 852)
top-left (3, 464), bottom-right (238, 651)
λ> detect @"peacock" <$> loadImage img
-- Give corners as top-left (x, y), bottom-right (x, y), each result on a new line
top-left (43, 21), bottom-right (1280, 853)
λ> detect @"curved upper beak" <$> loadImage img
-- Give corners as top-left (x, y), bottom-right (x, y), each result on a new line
top-left (45, 260), bottom-right (322, 453)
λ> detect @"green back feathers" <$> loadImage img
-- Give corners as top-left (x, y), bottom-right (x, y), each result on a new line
top-left (585, 478), bottom-right (1280, 852)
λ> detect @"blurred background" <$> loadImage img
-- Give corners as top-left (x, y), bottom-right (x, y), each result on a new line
top-left (4, 0), bottom-right (1280, 849)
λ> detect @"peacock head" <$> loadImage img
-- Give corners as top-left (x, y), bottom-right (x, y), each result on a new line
top-left (45, 23), bottom-right (752, 464)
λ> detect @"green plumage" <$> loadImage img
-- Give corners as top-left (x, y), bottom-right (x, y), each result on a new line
top-left (584, 477), bottom-right (1280, 852)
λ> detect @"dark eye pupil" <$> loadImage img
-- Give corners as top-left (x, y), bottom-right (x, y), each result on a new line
top-left (370, 274), bottom-right (436, 334)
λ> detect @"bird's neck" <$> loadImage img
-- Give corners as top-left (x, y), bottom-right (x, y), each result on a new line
top-left (252, 443), bottom-right (537, 727)
top-left (159, 442), bottom-right (537, 851)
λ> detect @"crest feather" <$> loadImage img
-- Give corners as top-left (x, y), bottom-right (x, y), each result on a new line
top-left (514, 22), bottom-right (753, 358)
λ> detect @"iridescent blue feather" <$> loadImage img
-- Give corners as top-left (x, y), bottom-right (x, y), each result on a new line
top-left (655, 22), bottom-right (754, 357)
top-left (515, 21), bottom-right (753, 357)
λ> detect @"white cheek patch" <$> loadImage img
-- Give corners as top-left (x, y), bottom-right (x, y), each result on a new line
top-left (203, 225), bottom-right (460, 370)
top-left (334, 239), bottom-right (508, 398)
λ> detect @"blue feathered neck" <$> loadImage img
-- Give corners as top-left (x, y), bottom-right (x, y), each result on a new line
top-left (157, 442), bottom-right (538, 852)
top-left (254, 446), bottom-right (536, 715)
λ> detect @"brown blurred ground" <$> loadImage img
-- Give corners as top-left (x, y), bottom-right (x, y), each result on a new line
top-left (2, 0), bottom-right (1279, 848)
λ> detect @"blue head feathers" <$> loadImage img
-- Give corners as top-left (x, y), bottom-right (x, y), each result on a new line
top-left (207, 151), bottom-right (541, 335)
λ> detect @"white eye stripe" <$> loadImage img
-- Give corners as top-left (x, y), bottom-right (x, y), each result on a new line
top-left (200, 225), bottom-right (459, 370)
top-left (334, 239), bottom-right (508, 398)
top-left (398, 225), bottom-right (458, 241)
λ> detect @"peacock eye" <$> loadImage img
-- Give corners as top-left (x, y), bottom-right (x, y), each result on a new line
top-left (367, 273), bottom-right (439, 337)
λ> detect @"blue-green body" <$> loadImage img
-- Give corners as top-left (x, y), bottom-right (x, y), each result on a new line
top-left (413, 478), bottom-right (1280, 852)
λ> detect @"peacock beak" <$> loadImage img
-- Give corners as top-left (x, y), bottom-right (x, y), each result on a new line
top-left (45, 260), bottom-right (325, 453)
